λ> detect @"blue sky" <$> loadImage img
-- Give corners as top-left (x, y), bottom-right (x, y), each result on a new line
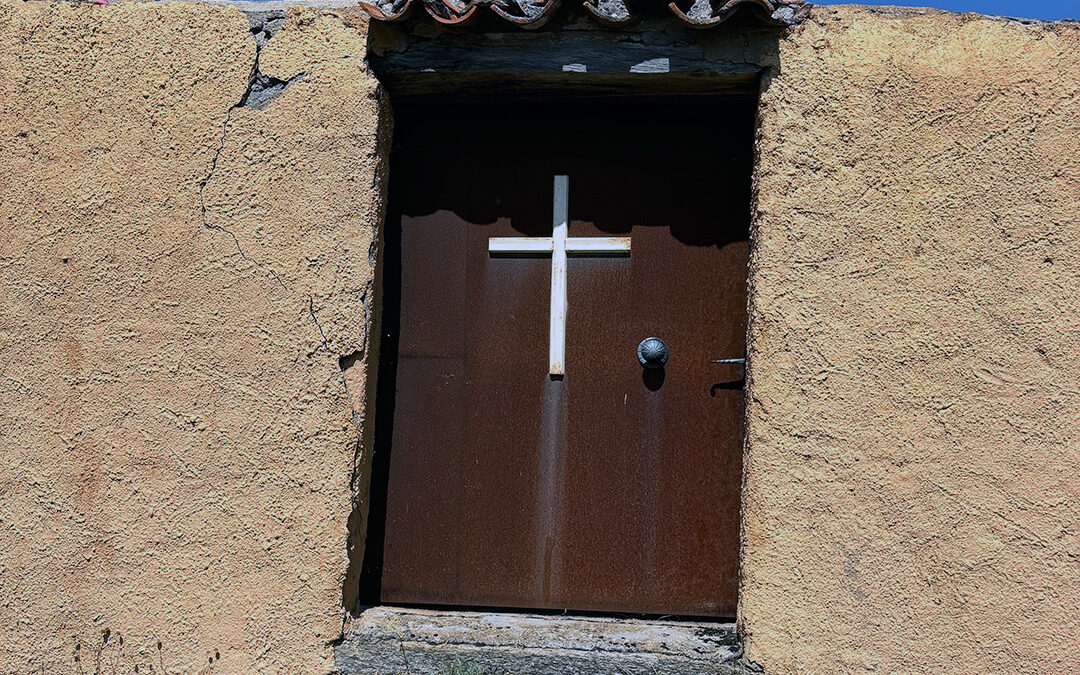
top-left (813, 0), bottom-right (1077, 21)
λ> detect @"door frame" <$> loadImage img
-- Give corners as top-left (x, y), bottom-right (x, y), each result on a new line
top-left (348, 8), bottom-right (785, 624)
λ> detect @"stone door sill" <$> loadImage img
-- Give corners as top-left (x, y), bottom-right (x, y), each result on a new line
top-left (335, 605), bottom-right (748, 674)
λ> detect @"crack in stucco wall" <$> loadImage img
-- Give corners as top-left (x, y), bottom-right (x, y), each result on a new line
top-left (240, 6), bottom-right (394, 620)
top-left (197, 106), bottom-right (290, 292)
top-left (241, 70), bottom-right (306, 110)
top-left (198, 9), bottom-right (381, 432)
top-left (195, 15), bottom-right (305, 292)
top-left (199, 1), bottom-right (390, 660)
top-left (308, 295), bottom-right (332, 350)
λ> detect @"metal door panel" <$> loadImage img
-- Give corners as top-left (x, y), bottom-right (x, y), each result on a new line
top-left (379, 99), bottom-right (752, 616)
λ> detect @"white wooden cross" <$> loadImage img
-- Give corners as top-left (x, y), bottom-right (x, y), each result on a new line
top-left (489, 175), bottom-right (631, 376)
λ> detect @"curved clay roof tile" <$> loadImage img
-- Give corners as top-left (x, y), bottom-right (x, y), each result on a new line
top-left (490, 0), bottom-right (561, 28)
top-left (583, 0), bottom-right (635, 28)
top-left (669, 0), bottom-right (775, 27)
top-left (358, 0), bottom-right (809, 29)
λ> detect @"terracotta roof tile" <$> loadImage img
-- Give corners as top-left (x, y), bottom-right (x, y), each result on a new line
top-left (357, 0), bottom-right (809, 29)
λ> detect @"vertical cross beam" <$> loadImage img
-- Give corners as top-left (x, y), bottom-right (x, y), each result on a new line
top-left (549, 175), bottom-right (569, 376)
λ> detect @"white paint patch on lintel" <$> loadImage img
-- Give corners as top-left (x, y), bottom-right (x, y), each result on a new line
top-left (629, 57), bottom-right (671, 73)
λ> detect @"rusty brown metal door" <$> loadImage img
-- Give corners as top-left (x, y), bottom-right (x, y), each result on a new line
top-left (373, 99), bottom-right (752, 617)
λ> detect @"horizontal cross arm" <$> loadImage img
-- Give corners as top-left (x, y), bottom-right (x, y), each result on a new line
top-left (565, 237), bottom-right (631, 253)
top-left (489, 237), bottom-right (554, 253)
top-left (489, 236), bottom-right (631, 257)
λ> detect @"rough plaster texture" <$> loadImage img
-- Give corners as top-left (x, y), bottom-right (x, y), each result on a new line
top-left (742, 6), bottom-right (1080, 674)
top-left (4, 2), bottom-right (1080, 674)
top-left (0, 2), bottom-right (387, 672)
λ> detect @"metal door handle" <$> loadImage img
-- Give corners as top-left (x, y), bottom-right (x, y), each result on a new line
top-left (637, 337), bottom-right (669, 369)
top-left (712, 358), bottom-right (745, 364)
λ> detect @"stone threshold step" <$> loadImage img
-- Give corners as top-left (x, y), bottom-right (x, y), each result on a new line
top-left (335, 605), bottom-right (748, 674)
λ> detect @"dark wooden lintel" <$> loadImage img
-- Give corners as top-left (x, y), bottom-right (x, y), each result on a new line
top-left (368, 16), bottom-right (782, 99)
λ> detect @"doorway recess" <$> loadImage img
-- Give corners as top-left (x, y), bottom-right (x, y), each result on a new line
top-left (339, 7), bottom-right (785, 672)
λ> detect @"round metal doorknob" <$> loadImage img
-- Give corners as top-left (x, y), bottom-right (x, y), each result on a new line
top-left (637, 337), bottom-right (669, 369)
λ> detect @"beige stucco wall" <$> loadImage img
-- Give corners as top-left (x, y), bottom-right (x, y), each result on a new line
top-left (743, 6), bottom-right (1080, 674)
top-left (0, 2), bottom-right (386, 672)
top-left (3, 2), bottom-right (1079, 674)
